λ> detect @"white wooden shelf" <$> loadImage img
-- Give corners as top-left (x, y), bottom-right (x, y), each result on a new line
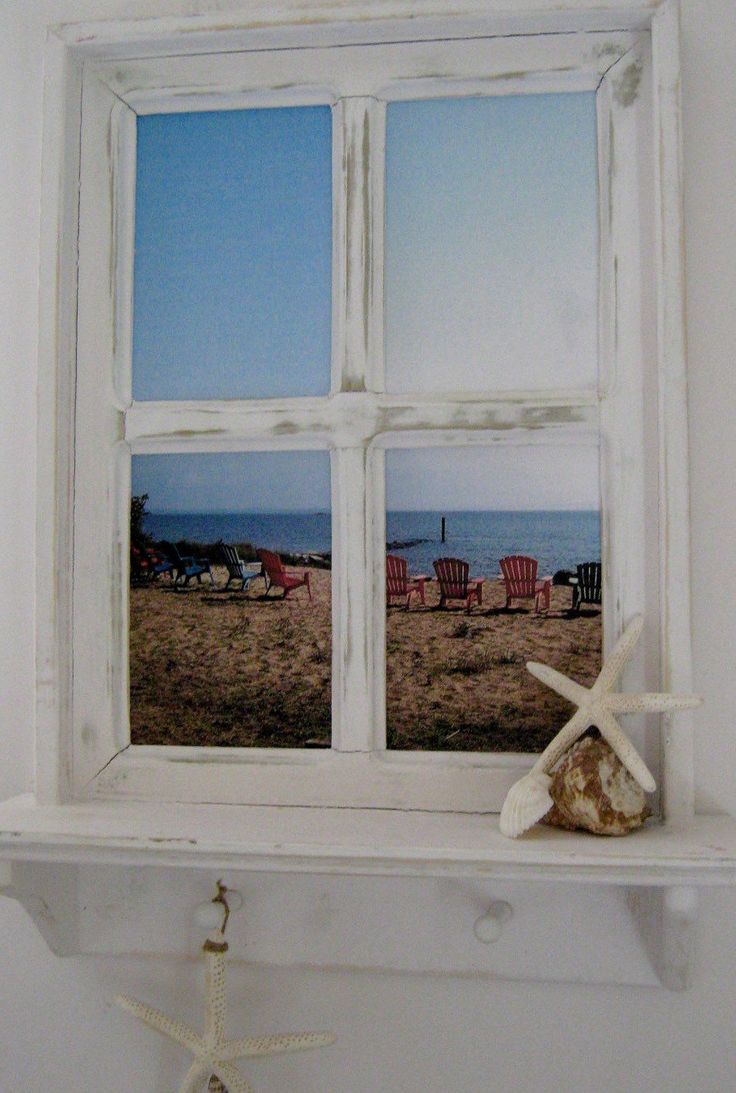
top-left (2, 796), bottom-right (734, 989)
top-left (0, 795), bottom-right (735, 886)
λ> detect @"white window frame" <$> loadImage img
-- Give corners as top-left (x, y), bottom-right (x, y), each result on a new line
top-left (36, 0), bottom-right (694, 826)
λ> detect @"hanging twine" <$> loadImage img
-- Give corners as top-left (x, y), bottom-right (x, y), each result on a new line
top-left (206, 882), bottom-right (230, 1093)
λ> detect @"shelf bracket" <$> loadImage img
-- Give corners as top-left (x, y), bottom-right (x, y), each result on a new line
top-left (627, 885), bottom-right (698, 991)
top-left (0, 861), bottom-right (80, 956)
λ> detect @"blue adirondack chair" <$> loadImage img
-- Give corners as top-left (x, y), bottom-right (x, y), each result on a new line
top-left (159, 541), bottom-right (215, 589)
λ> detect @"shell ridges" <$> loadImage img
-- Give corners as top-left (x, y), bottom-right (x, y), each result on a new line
top-left (499, 771), bottom-right (553, 838)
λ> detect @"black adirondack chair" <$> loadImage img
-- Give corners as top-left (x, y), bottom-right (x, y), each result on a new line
top-left (571, 561), bottom-right (602, 612)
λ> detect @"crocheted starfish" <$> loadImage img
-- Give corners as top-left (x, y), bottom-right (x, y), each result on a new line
top-left (116, 929), bottom-right (334, 1093)
top-left (499, 614), bottom-right (701, 838)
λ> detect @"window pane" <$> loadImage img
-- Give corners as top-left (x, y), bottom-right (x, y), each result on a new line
top-left (385, 94), bottom-right (598, 392)
top-left (385, 445), bottom-right (601, 751)
top-left (129, 451), bottom-right (331, 748)
top-left (132, 107), bottom-right (332, 401)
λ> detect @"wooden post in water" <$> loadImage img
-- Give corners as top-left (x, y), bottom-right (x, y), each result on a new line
top-left (441, 516), bottom-right (446, 543)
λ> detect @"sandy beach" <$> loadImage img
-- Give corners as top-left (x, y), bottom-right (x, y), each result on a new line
top-left (130, 565), bottom-right (601, 752)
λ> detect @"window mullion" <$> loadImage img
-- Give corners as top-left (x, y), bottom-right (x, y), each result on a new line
top-left (332, 95), bottom-right (385, 394)
top-left (331, 445), bottom-right (373, 752)
top-left (329, 95), bottom-right (386, 754)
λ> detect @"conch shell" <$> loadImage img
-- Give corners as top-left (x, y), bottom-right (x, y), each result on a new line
top-left (499, 615), bottom-right (701, 838)
top-left (543, 733), bottom-right (651, 835)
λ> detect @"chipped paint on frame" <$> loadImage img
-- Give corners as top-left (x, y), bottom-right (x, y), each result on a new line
top-left (614, 58), bottom-right (644, 106)
top-left (36, 3), bottom-right (694, 819)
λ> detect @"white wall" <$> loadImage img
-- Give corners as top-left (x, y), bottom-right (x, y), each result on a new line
top-left (1, 2), bottom-right (735, 1090)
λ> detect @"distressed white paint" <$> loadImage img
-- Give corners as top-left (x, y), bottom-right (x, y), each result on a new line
top-left (89, 746), bottom-right (529, 810)
top-left (0, 796), bottom-right (735, 888)
top-left (35, 34), bottom-right (83, 807)
top-left (331, 447), bottom-right (373, 752)
top-left (73, 71), bottom-right (129, 796)
top-left (87, 31), bottom-right (641, 109)
top-left (125, 392), bottom-right (598, 450)
top-left (55, 3), bottom-right (658, 60)
top-left (333, 96), bottom-right (384, 393)
top-left (30, 0), bottom-right (705, 880)
top-left (652, 0), bottom-right (695, 826)
top-left (597, 39), bottom-right (653, 769)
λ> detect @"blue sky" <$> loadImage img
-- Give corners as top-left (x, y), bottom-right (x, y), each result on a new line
top-left (132, 106), bottom-right (332, 401)
top-left (132, 451), bottom-right (331, 514)
top-left (385, 445), bottom-right (599, 512)
top-left (132, 444), bottom-right (598, 513)
top-left (385, 93), bottom-right (598, 392)
top-left (132, 95), bottom-right (598, 512)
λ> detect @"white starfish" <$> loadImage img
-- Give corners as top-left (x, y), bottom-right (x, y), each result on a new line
top-left (499, 614), bottom-right (701, 838)
top-left (116, 930), bottom-right (335, 1093)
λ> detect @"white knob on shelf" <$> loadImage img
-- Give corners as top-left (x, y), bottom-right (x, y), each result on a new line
top-left (194, 888), bottom-right (244, 929)
top-left (473, 900), bottom-right (513, 943)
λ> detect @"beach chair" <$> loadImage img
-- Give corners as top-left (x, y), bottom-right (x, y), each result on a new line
top-left (130, 544), bottom-right (150, 584)
top-left (433, 557), bottom-right (484, 613)
top-left (571, 561), bottom-right (602, 613)
top-left (257, 548), bottom-right (312, 601)
top-left (218, 541), bottom-right (259, 592)
top-left (130, 544), bottom-right (174, 584)
top-left (499, 555), bottom-right (551, 613)
top-left (386, 554), bottom-right (427, 609)
top-left (159, 540), bottom-right (215, 589)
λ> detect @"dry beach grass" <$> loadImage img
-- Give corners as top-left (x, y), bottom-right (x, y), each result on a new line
top-left (130, 565), bottom-right (601, 752)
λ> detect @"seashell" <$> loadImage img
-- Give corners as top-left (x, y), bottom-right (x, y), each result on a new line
top-left (543, 734), bottom-right (651, 836)
top-left (499, 770), bottom-right (553, 838)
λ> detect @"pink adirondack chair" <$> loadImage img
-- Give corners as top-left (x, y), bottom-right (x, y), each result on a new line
top-left (257, 549), bottom-right (312, 601)
top-left (499, 555), bottom-right (551, 613)
top-left (433, 557), bottom-right (484, 614)
top-left (386, 554), bottom-right (427, 609)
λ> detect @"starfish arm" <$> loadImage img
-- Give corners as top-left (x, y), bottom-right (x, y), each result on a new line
top-left (115, 995), bottom-right (203, 1055)
top-left (204, 946), bottom-right (227, 1046)
top-left (210, 1059), bottom-right (256, 1093)
top-left (606, 692), bottom-right (702, 714)
top-left (593, 614), bottom-right (644, 694)
top-left (596, 709), bottom-right (656, 792)
top-left (178, 1060), bottom-right (212, 1093)
top-left (223, 1031), bottom-right (336, 1061)
top-left (526, 662), bottom-right (590, 707)
top-left (531, 707), bottom-right (593, 776)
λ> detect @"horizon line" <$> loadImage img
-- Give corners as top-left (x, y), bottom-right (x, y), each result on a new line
top-left (146, 506), bottom-right (600, 515)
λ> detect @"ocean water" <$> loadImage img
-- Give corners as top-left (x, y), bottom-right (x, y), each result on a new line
top-left (144, 509), bottom-right (599, 576)
top-left (387, 510), bottom-right (599, 576)
top-left (144, 510), bottom-right (333, 557)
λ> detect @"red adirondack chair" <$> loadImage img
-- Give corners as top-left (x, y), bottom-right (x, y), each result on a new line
top-left (386, 554), bottom-right (427, 609)
top-left (433, 557), bottom-right (484, 613)
top-left (130, 544), bottom-right (173, 584)
top-left (499, 555), bottom-right (551, 613)
top-left (257, 548), bottom-right (312, 601)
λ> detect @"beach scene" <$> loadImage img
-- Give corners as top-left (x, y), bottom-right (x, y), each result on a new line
top-left (129, 91), bottom-right (601, 753)
top-left (129, 446), bottom-right (602, 753)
